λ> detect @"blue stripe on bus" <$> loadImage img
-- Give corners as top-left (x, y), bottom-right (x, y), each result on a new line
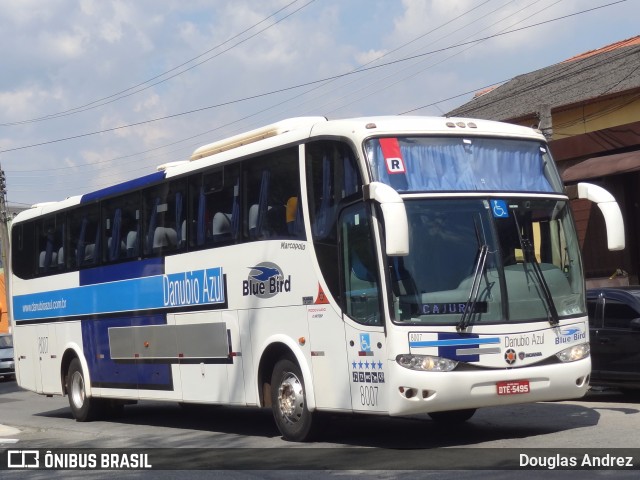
top-left (81, 171), bottom-right (165, 203)
top-left (410, 333), bottom-right (501, 363)
top-left (82, 314), bottom-right (173, 390)
top-left (13, 267), bottom-right (225, 321)
top-left (80, 258), bottom-right (164, 286)
top-left (409, 337), bottom-right (500, 348)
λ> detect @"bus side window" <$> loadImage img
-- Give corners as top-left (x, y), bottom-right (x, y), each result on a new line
top-left (124, 205), bottom-right (141, 258)
top-left (37, 217), bottom-right (59, 274)
top-left (305, 140), bottom-right (362, 304)
top-left (244, 148), bottom-right (303, 241)
top-left (143, 180), bottom-right (186, 256)
top-left (189, 177), bottom-right (207, 248)
top-left (103, 192), bottom-right (140, 262)
top-left (12, 221), bottom-right (37, 279)
top-left (209, 165), bottom-right (240, 245)
top-left (189, 166), bottom-right (239, 248)
top-left (35, 214), bottom-right (68, 275)
top-left (69, 205), bottom-right (100, 268)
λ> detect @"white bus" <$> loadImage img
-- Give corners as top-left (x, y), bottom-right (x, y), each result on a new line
top-left (9, 116), bottom-right (625, 441)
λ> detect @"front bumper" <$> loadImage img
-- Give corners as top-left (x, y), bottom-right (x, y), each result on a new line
top-left (0, 359), bottom-right (15, 376)
top-left (387, 357), bottom-right (591, 416)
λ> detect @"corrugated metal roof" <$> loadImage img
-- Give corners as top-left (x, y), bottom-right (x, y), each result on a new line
top-left (446, 37), bottom-right (640, 121)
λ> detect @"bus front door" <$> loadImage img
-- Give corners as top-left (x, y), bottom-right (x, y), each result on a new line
top-left (344, 324), bottom-right (388, 413)
top-left (340, 202), bottom-right (388, 413)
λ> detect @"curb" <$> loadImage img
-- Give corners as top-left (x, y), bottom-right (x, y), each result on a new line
top-left (0, 424), bottom-right (20, 436)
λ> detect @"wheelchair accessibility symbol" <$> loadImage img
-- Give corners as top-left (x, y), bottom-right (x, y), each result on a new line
top-left (490, 200), bottom-right (509, 218)
top-left (359, 333), bottom-right (372, 352)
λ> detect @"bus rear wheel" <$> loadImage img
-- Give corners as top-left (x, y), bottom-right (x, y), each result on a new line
top-left (67, 358), bottom-right (103, 422)
top-left (271, 358), bottom-right (317, 442)
top-left (428, 408), bottom-right (476, 423)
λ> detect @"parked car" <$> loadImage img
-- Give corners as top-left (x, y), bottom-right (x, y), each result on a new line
top-left (0, 333), bottom-right (15, 381)
top-left (586, 287), bottom-right (640, 392)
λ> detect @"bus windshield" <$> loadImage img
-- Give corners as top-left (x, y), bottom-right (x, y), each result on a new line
top-left (389, 198), bottom-right (585, 325)
top-left (366, 136), bottom-right (564, 193)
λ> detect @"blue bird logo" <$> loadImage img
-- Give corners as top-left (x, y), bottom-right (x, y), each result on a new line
top-left (560, 328), bottom-right (580, 336)
top-left (249, 265), bottom-right (281, 282)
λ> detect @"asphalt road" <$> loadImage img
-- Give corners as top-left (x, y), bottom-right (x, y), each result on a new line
top-left (1, 377), bottom-right (640, 479)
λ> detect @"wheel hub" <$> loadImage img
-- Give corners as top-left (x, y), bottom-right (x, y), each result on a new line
top-left (277, 373), bottom-right (304, 424)
top-left (70, 371), bottom-right (85, 409)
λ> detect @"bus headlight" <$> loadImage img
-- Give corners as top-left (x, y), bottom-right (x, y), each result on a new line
top-left (396, 354), bottom-right (458, 372)
top-left (556, 342), bottom-right (590, 363)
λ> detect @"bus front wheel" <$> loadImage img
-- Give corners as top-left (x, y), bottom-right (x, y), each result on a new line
top-left (66, 358), bottom-right (102, 422)
top-left (270, 358), bottom-right (317, 442)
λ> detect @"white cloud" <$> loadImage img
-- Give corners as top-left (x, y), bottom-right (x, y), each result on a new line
top-left (78, 147), bottom-right (131, 191)
top-left (0, 0), bottom-right (56, 26)
top-left (100, 20), bottom-right (124, 44)
top-left (134, 93), bottom-right (162, 114)
top-left (355, 49), bottom-right (388, 66)
top-left (0, 88), bottom-right (39, 119)
top-left (1, 0), bottom-right (640, 205)
top-left (0, 84), bottom-right (70, 125)
top-left (40, 26), bottom-right (90, 59)
top-left (393, 0), bottom-right (449, 39)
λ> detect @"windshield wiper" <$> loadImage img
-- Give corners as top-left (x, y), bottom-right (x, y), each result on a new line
top-left (457, 243), bottom-right (488, 332)
top-left (521, 238), bottom-right (559, 326)
top-left (514, 217), bottom-right (559, 327)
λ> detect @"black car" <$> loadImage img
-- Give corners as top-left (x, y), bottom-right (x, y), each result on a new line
top-left (586, 287), bottom-right (640, 392)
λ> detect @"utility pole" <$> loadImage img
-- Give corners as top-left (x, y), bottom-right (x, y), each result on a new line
top-left (537, 104), bottom-right (553, 141)
top-left (0, 165), bottom-right (12, 331)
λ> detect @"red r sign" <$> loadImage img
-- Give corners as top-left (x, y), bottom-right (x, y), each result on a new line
top-left (379, 138), bottom-right (406, 174)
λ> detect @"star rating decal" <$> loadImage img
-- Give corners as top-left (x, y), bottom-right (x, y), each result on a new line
top-left (352, 360), bottom-right (384, 370)
top-left (351, 359), bottom-right (385, 384)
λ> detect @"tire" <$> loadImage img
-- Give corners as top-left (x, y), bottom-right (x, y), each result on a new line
top-left (66, 358), bottom-right (103, 422)
top-left (271, 358), bottom-right (317, 442)
top-left (428, 408), bottom-right (476, 423)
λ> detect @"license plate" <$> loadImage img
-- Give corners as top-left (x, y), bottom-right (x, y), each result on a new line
top-left (497, 380), bottom-right (530, 395)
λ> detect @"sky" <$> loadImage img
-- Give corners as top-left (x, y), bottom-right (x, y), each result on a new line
top-left (0, 0), bottom-right (638, 208)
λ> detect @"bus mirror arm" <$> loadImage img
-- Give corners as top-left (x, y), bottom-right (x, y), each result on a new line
top-left (566, 182), bottom-right (625, 251)
top-left (364, 182), bottom-right (409, 256)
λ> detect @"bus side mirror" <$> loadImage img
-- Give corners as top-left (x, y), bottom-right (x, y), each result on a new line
top-left (566, 182), bottom-right (625, 251)
top-left (364, 182), bottom-right (409, 256)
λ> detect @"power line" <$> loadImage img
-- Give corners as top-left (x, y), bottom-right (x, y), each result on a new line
top-left (0, 0), bottom-right (626, 156)
top-left (399, 80), bottom-right (510, 115)
top-left (0, 0), bottom-right (315, 127)
top-left (187, 0), bottom-right (506, 143)
top-left (286, 0), bottom-right (517, 117)
top-left (320, 0), bottom-right (562, 117)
